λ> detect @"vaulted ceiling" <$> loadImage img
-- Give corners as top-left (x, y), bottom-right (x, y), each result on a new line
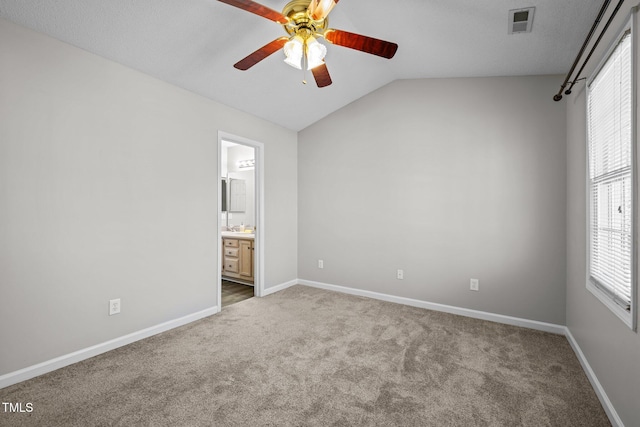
top-left (0, 0), bottom-right (602, 130)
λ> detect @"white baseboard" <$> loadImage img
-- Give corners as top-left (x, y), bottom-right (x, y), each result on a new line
top-left (0, 305), bottom-right (219, 389)
top-left (2, 278), bottom-right (300, 389)
top-left (298, 279), bottom-right (566, 334)
top-left (564, 328), bottom-right (624, 427)
top-left (262, 279), bottom-right (298, 296)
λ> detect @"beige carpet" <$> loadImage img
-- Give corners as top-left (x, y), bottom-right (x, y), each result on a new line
top-left (0, 285), bottom-right (610, 426)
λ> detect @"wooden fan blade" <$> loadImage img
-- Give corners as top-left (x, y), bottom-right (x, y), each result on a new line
top-left (311, 63), bottom-right (332, 88)
top-left (218, 0), bottom-right (288, 24)
top-left (234, 37), bottom-right (288, 70)
top-left (307, 0), bottom-right (340, 21)
top-left (324, 29), bottom-right (398, 59)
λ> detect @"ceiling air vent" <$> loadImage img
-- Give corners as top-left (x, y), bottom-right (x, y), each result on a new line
top-left (508, 7), bottom-right (535, 34)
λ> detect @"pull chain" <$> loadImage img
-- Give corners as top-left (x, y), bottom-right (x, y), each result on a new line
top-left (302, 40), bottom-right (307, 84)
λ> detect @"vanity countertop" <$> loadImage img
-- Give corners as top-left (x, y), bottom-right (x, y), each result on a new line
top-left (222, 231), bottom-right (255, 240)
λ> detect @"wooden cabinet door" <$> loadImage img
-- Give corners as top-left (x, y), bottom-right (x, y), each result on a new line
top-left (239, 240), bottom-right (253, 279)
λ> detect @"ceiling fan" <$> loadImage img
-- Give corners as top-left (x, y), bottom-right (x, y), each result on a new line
top-left (217, 0), bottom-right (398, 88)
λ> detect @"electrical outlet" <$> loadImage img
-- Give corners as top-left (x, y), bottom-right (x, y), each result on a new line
top-left (109, 298), bottom-right (121, 315)
top-left (397, 269), bottom-right (404, 280)
top-left (318, 259), bottom-right (324, 269)
top-left (470, 279), bottom-right (479, 291)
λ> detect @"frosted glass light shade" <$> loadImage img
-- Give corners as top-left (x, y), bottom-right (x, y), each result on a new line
top-left (306, 37), bottom-right (327, 70)
top-left (284, 36), bottom-right (304, 69)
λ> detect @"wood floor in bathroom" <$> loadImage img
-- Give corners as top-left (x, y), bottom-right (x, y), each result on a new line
top-left (221, 280), bottom-right (254, 307)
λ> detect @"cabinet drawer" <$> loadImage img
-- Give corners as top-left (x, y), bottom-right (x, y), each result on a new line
top-left (224, 239), bottom-right (239, 248)
top-left (224, 258), bottom-right (239, 273)
top-left (224, 248), bottom-right (239, 258)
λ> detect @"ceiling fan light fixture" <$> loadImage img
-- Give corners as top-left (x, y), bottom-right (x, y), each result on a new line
top-left (283, 35), bottom-right (304, 69)
top-left (306, 36), bottom-right (327, 69)
top-left (220, 0), bottom-right (397, 88)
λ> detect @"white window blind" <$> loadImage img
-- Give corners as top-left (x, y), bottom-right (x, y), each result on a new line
top-left (587, 29), bottom-right (633, 314)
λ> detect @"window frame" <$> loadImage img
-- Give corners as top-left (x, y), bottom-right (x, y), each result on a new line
top-left (586, 12), bottom-right (638, 331)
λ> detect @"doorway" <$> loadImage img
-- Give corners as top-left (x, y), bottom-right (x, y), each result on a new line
top-left (217, 132), bottom-right (264, 309)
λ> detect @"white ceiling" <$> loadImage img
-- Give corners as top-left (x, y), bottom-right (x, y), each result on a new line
top-left (0, 0), bottom-right (601, 131)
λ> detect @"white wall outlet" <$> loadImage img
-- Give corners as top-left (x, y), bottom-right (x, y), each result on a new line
top-left (109, 298), bottom-right (121, 315)
top-left (397, 269), bottom-right (404, 280)
top-left (470, 278), bottom-right (479, 291)
top-left (318, 259), bottom-right (324, 269)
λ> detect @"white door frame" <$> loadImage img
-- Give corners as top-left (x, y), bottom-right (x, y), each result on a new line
top-left (217, 131), bottom-right (265, 307)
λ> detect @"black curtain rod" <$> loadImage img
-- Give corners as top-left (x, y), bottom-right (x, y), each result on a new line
top-left (553, 0), bottom-right (610, 101)
top-left (563, 0), bottom-right (626, 97)
top-left (553, 0), bottom-right (625, 101)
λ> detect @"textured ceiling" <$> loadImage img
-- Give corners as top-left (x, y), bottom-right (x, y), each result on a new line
top-left (0, 0), bottom-right (602, 130)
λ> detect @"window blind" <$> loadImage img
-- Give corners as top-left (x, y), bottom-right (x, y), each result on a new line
top-left (587, 29), bottom-right (633, 311)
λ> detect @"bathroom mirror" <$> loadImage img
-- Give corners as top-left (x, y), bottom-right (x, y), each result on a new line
top-left (229, 178), bottom-right (246, 212)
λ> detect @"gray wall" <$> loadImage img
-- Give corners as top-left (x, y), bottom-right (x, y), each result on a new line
top-left (298, 76), bottom-right (567, 325)
top-left (565, 5), bottom-right (640, 426)
top-left (0, 18), bottom-right (297, 375)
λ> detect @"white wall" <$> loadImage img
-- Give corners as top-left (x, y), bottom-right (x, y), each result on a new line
top-left (0, 18), bottom-right (297, 375)
top-left (298, 76), bottom-right (567, 325)
top-left (565, 5), bottom-right (640, 426)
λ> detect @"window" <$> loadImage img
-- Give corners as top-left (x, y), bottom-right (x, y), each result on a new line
top-left (587, 16), bottom-right (636, 330)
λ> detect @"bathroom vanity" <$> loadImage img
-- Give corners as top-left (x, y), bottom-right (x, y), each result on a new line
top-left (221, 232), bottom-right (254, 284)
